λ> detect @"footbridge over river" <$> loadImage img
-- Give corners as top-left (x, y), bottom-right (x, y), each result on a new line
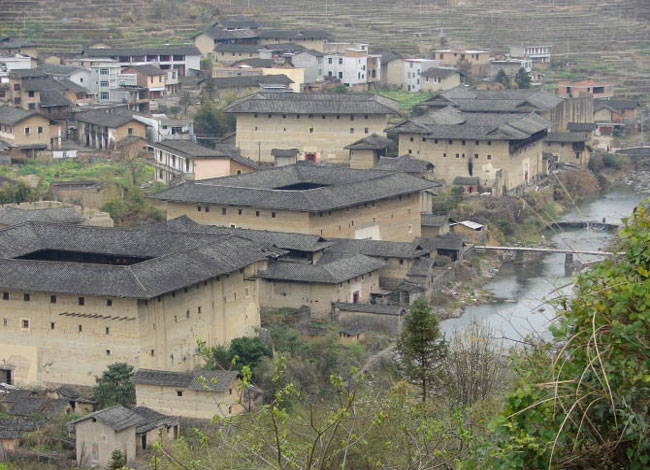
top-left (473, 245), bottom-right (621, 266)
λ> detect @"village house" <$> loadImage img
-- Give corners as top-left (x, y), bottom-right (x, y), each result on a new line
top-left (148, 163), bottom-right (436, 242)
top-left (333, 303), bottom-right (407, 334)
top-left (0, 201), bottom-right (113, 228)
top-left (194, 23), bottom-right (259, 59)
top-left (133, 369), bottom-right (248, 420)
top-left (509, 44), bottom-right (551, 66)
top-left (345, 133), bottom-right (393, 169)
top-left (256, 29), bottom-right (333, 52)
top-left (0, 221), bottom-right (279, 387)
top-left (321, 42), bottom-right (380, 89)
top-left (83, 46), bottom-right (202, 77)
top-left (35, 63), bottom-right (92, 90)
top-left (132, 406), bottom-right (179, 451)
top-left (0, 38), bottom-right (39, 59)
top-left (450, 220), bottom-right (487, 244)
top-left (434, 48), bottom-right (489, 76)
top-left (0, 105), bottom-right (61, 156)
top-left (0, 417), bottom-right (41, 456)
top-left (225, 92), bottom-right (400, 164)
top-left (71, 406), bottom-right (140, 468)
top-left (213, 43), bottom-right (262, 64)
top-left (121, 64), bottom-right (167, 99)
top-left (420, 213), bottom-right (450, 237)
top-left (388, 106), bottom-right (552, 194)
top-left (420, 67), bottom-right (461, 93)
top-left (544, 131), bottom-right (591, 166)
top-left (373, 154), bottom-right (437, 210)
top-left (73, 109), bottom-right (147, 150)
top-left (151, 139), bottom-right (257, 185)
top-left (393, 59), bottom-right (438, 92)
top-left (488, 58), bottom-right (532, 80)
top-left (593, 99), bottom-right (641, 135)
top-left (4, 72), bottom-right (93, 115)
top-left (67, 58), bottom-right (121, 103)
top-left (291, 49), bottom-right (325, 84)
top-left (558, 79), bottom-right (615, 99)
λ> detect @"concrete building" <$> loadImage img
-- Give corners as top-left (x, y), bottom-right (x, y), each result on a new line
top-left (558, 79), bottom-right (615, 99)
top-left (151, 139), bottom-right (257, 185)
top-left (73, 109), bottom-right (147, 150)
top-left (225, 92), bottom-right (399, 164)
top-left (0, 221), bottom-right (278, 387)
top-left (321, 43), bottom-right (380, 89)
top-left (434, 48), bottom-right (489, 76)
top-left (420, 67), bottom-right (461, 93)
top-left (401, 59), bottom-right (438, 92)
top-left (148, 163), bottom-right (436, 242)
top-left (83, 46), bottom-right (202, 77)
top-left (388, 106), bottom-right (552, 194)
top-left (509, 44), bottom-right (551, 66)
top-left (291, 49), bottom-right (325, 84)
top-left (121, 64), bottom-right (167, 99)
top-left (133, 368), bottom-right (247, 420)
top-left (35, 63), bottom-right (91, 90)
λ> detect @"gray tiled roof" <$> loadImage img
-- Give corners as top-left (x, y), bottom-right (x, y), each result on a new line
top-left (407, 257), bottom-right (435, 277)
top-left (271, 148), bottom-right (299, 157)
top-left (70, 406), bottom-right (142, 432)
top-left (218, 15), bottom-right (260, 29)
top-left (74, 109), bottom-right (139, 128)
top-left (326, 237), bottom-right (428, 259)
top-left (226, 92), bottom-right (400, 115)
top-left (21, 77), bottom-right (89, 94)
top-left (594, 99), bottom-right (640, 112)
top-left (415, 235), bottom-right (465, 251)
top-left (132, 406), bottom-right (178, 434)
top-left (421, 213), bottom-right (449, 227)
top-left (133, 368), bottom-right (240, 392)
top-left (256, 29), bottom-right (333, 40)
top-left (546, 132), bottom-right (587, 143)
top-left (0, 206), bottom-right (84, 226)
top-left (615, 147), bottom-right (650, 157)
top-left (0, 222), bottom-right (277, 298)
top-left (261, 43), bottom-right (306, 53)
top-left (374, 155), bottom-right (435, 174)
top-left (124, 64), bottom-right (165, 76)
top-left (259, 253), bottom-right (385, 283)
top-left (203, 25), bottom-right (258, 41)
top-left (39, 89), bottom-right (73, 108)
top-left (142, 216), bottom-right (332, 253)
top-left (343, 133), bottom-right (392, 150)
top-left (420, 67), bottom-right (458, 79)
top-left (85, 46), bottom-right (201, 57)
top-left (0, 106), bottom-right (44, 126)
top-left (36, 63), bottom-right (85, 77)
top-left (389, 107), bottom-right (552, 141)
top-left (213, 74), bottom-right (293, 88)
top-left (419, 87), bottom-right (562, 113)
top-left (154, 140), bottom-right (259, 168)
top-left (215, 43), bottom-right (262, 53)
top-left (333, 302), bottom-right (406, 315)
top-left (148, 163), bottom-right (436, 211)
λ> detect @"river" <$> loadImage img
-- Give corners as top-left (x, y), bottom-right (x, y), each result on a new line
top-left (441, 188), bottom-right (646, 344)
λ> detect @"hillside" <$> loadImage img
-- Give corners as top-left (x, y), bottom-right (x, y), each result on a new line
top-left (1, 0), bottom-right (649, 96)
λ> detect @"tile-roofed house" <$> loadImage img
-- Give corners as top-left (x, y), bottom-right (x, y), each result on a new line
top-left (326, 238), bottom-right (428, 259)
top-left (333, 302), bottom-right (407, 334)
top-left (546, 132), bottom-right (588, 143)
top-left (415, 235), bottom-right (467, 261)
top-left (73, 109), bottom-right (147, 150)
top-left (218, 15), bottom-right (260, 30)
top-left (0, 417), bottom-right (41, 453)
top-left (0, 206), bottom-right (85, 227)
top-left (257, 29), bottom-right (333, 52)
top-left (418, 87), bottom-right (562, 114)
top-left (0, 105), bottom-right (61, 153)
top-left (544, 132), bottom-right (591, 166)
top-left (259, 254), bottom-right (385, 284)
top-left (420, 66), bottom-right (461, 93)
top-left (388, 106), bottom-right (552, 194)
top-left (420, 213), bottom-right (450, 237)
top-left (211, 74), bottom-right (294, 92)
top-left (271, 147), bottom-right (300, 166)
top-left (149, 163), bottom-right (435, 242)
top-left (0, 220), bottom-right (282, 388)
top-left (593, 98), bottom-right (641, 135)
top-left (71, 405), bottom-right (140, 468)
top-left (567, 122), bottom-right (597, 132)
top-left (226, 92), bottom-right (399, 164)
top-left (151, 139), bottom-right (258, 184)
top-left (344, 133), bottom-right (393, 169)
top-left (133, 369), bottom-right (247, 419)
top-left (231, 57), bottom-right (276, 68)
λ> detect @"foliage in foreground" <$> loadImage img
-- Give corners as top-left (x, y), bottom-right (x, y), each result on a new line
top-left (483, 204), bottom-right (650, 469)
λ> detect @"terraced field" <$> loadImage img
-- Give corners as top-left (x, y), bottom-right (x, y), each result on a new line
top-left (1, 0), bottom-right (648, 96)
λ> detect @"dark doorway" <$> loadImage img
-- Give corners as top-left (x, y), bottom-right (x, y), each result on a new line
top-left (141, 435), bottom-right (147, 450)
top-left (468, 160), bottom-right (473, 176)
top-left (0, 368), bottom-right (12, 385)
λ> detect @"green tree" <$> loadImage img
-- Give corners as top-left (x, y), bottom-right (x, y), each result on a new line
top-left (228, 337), bottom-right (271, 369)
top-left (193, 99), bottom-right (235, 142)
top-left (0, 181), bottom-right (35, 204)
top-left (485, 204), bottom-right (650, 469)
top-left (108, 449), bottom-right (127, 470)
top-left (93, 363), bottom-right (135, 408)
top-left (396, 297), bottom-right (447, 401)
top-left (495, 69), bottom-right (511, 88)
top-left (514, 67), bottom-right (531, 89)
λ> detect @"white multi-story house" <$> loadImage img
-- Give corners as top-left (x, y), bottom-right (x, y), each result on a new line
top-left (83, 46), bottom-right (202, 77)
top-left (402, 59), bottom-right (438, 92)
top-left (69, 58), bottom-right (121, 103)
top-left (291, 50), bottom-right (324, 84)
top-left (322, 43), bottom-right (370, 87)
top-left (509, 45), bottom-right (551, 65)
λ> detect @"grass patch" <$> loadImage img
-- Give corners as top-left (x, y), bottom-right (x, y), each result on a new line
top-left (376, 89), bottom-right (430, 109)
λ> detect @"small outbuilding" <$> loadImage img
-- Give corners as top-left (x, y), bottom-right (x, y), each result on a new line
top-left (70, 405), bottom-right (141, 469)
